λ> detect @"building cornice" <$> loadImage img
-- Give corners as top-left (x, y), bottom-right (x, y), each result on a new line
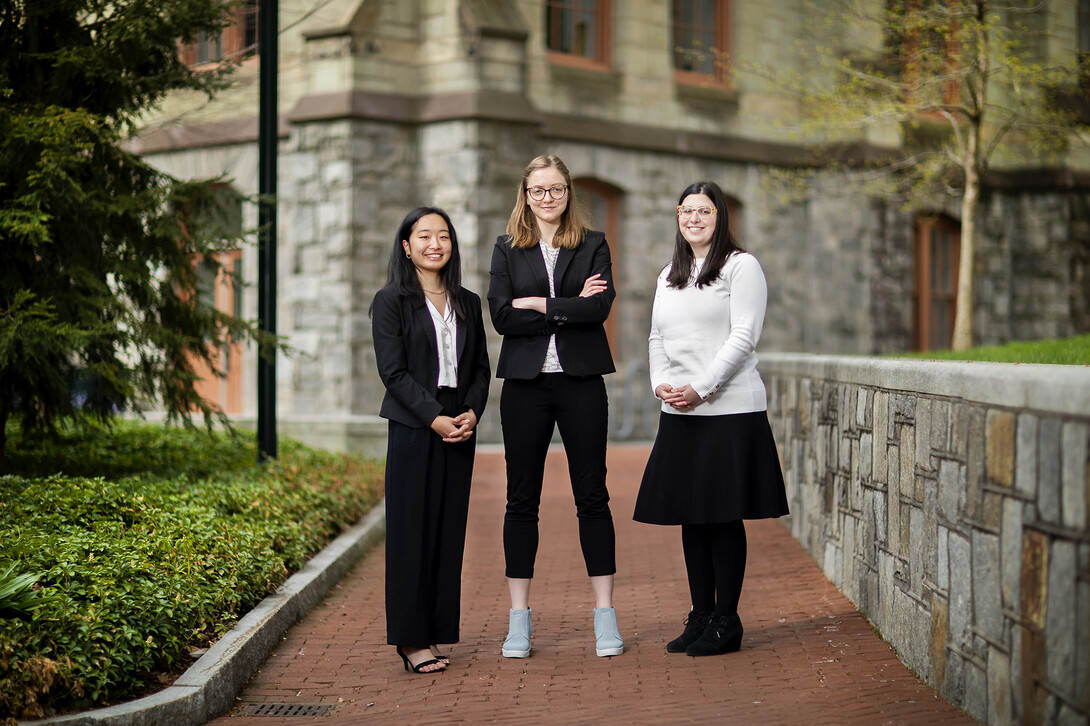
top-left (125, 89), bottom-right (1090, 189)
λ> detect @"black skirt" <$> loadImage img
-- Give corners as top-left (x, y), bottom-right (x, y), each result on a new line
top-left (633, 410), bottom-right (789, 526)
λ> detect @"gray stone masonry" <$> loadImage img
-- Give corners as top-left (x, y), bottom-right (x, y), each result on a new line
top-left (761, 353), bottom-right (1090, 726)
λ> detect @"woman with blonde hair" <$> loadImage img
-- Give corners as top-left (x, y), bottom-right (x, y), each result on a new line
top-left (487, 154), bottom-right (623, 658)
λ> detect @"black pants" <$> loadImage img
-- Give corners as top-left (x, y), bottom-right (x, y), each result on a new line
top-left (500, 373), bottom-right (616, 578)
top-left (384, 388), bottom-right (474, 647)
top-left (681, 520), bottom-right (747, 616)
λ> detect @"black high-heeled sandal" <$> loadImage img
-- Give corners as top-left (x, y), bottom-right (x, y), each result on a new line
top-left (396, 645), bottom-right (446, 673)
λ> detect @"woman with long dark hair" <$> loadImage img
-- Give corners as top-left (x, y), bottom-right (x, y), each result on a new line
top-left (488, 154), bottom-right (623, 658)
top-left (634, 181), bottom-right (789, 656)
top-left (371, 207), bottom-right (490, 673)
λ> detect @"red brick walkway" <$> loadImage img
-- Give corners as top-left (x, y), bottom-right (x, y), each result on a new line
top-left (211, 445), bottom-right (976, 725)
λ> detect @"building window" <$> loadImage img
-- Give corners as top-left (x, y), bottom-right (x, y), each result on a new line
top-left (914, 215), bottom-right (960, 351)
top-left (574, 179), bottom-right (621, 349)
top-left (181, 0), bottom-right (258, 67)
top-left (673, 0), bottom-right (732, 85)
top-left (545, 0), bottom-right (611, 68)
top-left (189, 187), bottom-right (246, 414)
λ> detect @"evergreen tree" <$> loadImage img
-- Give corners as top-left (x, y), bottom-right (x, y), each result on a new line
top-left (0, 0), bottom-right (269, 472)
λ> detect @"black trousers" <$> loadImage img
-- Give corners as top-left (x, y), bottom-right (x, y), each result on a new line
top-left (500, 373), bottom-right (616, 578)
top-left (384, 388), bottom-right (474, 647)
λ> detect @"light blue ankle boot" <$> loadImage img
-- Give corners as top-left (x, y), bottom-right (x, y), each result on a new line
top-left (594, 607), bottom-right (624, 657)
top-left (502, 608), bottom-right (532, 658)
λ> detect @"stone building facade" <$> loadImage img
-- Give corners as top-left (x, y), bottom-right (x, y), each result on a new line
top-left (131, 0), bottom-right (1090, 445)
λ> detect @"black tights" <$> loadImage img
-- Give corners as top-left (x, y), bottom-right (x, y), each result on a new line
top-left (681, 520), bottom-right (747, 616)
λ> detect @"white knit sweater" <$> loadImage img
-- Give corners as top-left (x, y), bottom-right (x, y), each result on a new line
top-left (648, 252), bottom-right (768, 416)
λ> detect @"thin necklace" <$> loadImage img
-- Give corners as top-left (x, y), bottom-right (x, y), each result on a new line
top-left (423, 288), bottom-right (445, 295)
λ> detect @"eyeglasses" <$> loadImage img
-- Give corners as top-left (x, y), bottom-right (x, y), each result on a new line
top-left (527, 185), bottom-right (569, 201)
top-left (677, 206), bottom-right (717, 218)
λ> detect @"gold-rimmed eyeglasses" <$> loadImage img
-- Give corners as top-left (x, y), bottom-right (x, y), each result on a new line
top-left (527, 185), bottom-right (569, 201)
top-left (677, 205), bottom-right (717, 218)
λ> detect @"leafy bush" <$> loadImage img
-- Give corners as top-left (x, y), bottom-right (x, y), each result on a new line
top-left (0, 422), bottom-right (383, 721)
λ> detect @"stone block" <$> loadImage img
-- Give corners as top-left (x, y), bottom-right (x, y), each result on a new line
top-left (949, 531), bottom-right (973, 650)
top-left (860, 432), bottom-right (873, 482)
top-left (963, 659), bottom-right (988, 723)
top-left (900, 423), bottom-right (917, 499)
top-left (971, 529), bottom-right (1002, 639)
top-left (930, 592), bottom-right (950, 689)
top-left (875, 489), bottom-right (888, 545)
top-left (1001, 499), bottom-right (1023, 614)
top-left (923, 484), bottom-right (938, 582)
top-left (1021, 529), bottom-right (1049, 630)
top-left (965, 407), bottom-right (986, 522)
top-left (938, 459), bottom-right (961, 523)
top-left (909, 505), bottom-right (925, 598)
top-left (986, 410), bottom-right (1015, 488)
top-left (1038, 418), bottom-right (1062, 524)
top-left (878, 548), bottom-right (895, 632)
top-left (888, 472), bottom-right (901, 554)
top-left (938, 524), bottom-right (950, 591)
top-left (873, 390), bottom-right (889, 482)
top-left (1077, 579), bottom-right (1090, 713)
top-left (1015, 418), bottom-right (1038, 502)
top-left (944, 649), bottom-right (966, 706)
top-left (1046, 540), bottom-right (1078, 702)
top-left (1061, 421), bottom-right (1088, 529)
top-left (931, 399), bottom-right (950, 454)
top-left (856, 387), bottom-right (870, 427)
top-left (988, 647), bottom-right (1013, 726)
top-left (916, 396), bottom-right (933, 472)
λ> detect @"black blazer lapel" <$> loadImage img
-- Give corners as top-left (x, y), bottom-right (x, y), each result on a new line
top-left (553, 246), bottom-right (574, 294)
top-left (410, 298), bottom-right (439, 380)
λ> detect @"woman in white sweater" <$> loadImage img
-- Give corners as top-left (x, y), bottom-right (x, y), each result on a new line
top-left (634, 180), bottom-right (789, 657)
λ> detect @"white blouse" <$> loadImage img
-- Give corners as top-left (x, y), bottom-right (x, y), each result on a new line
top-left (425, 296), bottom-right (458, 388)
top-left (539, 240), bottom-right (564, 373)
top-left (648, 252), bottom-right (768, 416)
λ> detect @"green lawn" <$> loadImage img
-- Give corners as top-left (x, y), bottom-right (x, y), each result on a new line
top-left (0, 421), bottom-right (383, 721)
top-left (898, 333), bottom-right (1090, 365)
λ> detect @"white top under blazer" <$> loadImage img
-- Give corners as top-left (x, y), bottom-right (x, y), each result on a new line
top-left (648, 252), bottom-right (768, 416)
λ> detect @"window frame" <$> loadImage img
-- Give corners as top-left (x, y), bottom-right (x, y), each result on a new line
top-left (545, 0), bottom-right (613, 71)
top-left (180, 0), bottom-right (258, 68)
top-left (672, 0), bottom-right (733, 87)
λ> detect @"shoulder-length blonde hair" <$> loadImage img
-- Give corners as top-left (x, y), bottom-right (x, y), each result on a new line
top-left (504, 154), bottom-right (589, 250)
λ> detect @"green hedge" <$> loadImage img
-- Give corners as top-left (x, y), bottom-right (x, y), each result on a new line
top-left (0, 422), bottom-right (384, 721)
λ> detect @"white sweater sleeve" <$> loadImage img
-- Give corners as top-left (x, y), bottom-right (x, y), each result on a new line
top-left (691, 254), bottom-right (767, 398)
top-left (648, 271), bottom-right (670, 394)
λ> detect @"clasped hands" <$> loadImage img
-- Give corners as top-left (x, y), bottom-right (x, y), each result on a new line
top-left (431, 409), bottom-right (477, 443)
top-left (655, 383), bottom-right (702, 411)
top-left (511, 273), bottom-right (608, 314)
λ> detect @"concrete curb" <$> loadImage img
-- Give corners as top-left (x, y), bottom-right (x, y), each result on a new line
top-left (24, 503), bottom-right (387, 726)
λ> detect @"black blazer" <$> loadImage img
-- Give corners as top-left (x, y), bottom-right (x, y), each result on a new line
top-left (487, 230), bottom-right (616, 379)
top-left (371, 285), bottom-right (491, 429)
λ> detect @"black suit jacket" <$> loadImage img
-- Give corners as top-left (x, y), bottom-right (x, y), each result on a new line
top-left (371, 285), bottom-right (491, 429)
top-left (487, 231), bottom-right (616, 379)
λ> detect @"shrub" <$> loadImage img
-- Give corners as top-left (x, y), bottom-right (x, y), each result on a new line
top-left (0, 423), bottom-right (383, 720)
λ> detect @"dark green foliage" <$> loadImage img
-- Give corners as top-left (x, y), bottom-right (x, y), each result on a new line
top-left (0, 0), bottom-right (272, 472)
top-left (0, 422), bottom-right (385, 720)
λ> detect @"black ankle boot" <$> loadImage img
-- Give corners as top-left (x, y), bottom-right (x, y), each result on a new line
top-left (666, 611), bottom-right (713, 653)
top-left (685, 613), bottom-right (743, 656)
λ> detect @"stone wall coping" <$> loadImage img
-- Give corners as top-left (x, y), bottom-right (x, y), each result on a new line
top-left (760, 352), bottom-right (1090, 417)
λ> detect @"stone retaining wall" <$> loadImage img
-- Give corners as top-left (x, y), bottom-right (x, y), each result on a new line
top-left (760, 353), bottom-right (1090, 726)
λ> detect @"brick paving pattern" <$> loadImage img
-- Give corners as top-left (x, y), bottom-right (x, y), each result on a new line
top-left (211, 444), bottom-right (977, 725)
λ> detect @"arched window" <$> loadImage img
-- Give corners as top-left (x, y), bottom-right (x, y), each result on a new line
top-left (914, 215), bottom-right (961, 351)
top-left (573, 178), bottom-right (622, 350)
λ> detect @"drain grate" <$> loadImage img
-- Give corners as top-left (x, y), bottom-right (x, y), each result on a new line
top-left (240, 703), bottom-right (335, 717)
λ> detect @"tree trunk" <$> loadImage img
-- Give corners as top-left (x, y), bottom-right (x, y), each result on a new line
top-left (950, 1), bottom-right (989, 352)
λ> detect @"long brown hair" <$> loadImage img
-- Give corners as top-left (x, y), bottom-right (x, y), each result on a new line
top-left (668, 181), bottom-right (746, 289)
top-left (504, 154), bottom-right (589, 250)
